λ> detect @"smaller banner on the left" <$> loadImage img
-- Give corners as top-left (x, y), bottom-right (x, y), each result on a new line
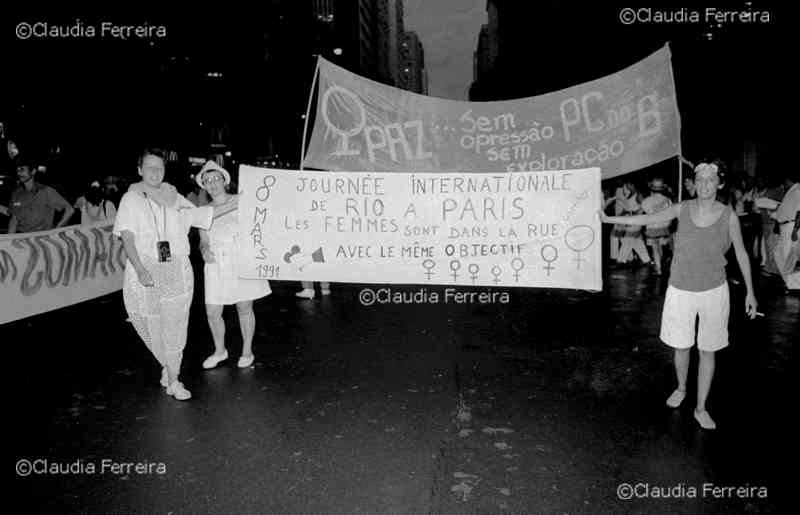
top-left (0, 222), bottom-right (126, 325)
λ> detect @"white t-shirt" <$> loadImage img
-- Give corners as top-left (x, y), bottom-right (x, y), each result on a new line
top-left (78, 199), bottom-right (117, 224)
top-left (113, 191), bottom-right (213, 260)
top-left (641, 192), bottom-right (672, 230)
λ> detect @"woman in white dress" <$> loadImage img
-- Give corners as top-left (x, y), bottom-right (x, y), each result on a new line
top-left (197, 161), bottom-right (272, 369)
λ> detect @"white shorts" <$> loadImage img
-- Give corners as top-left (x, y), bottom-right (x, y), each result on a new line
top-left (659, 283), bottom-right (730, 352)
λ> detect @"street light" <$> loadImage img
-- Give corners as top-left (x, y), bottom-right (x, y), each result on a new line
top-left (333, 48), bottom-right (343, 56)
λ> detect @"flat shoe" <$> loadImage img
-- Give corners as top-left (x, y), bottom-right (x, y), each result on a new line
top-left (666, 389), bottom-right (685, 408)
top-left (238, 355), bottom-right (255, 368)
top-left (166, 381), bottom-right (191, 401)
top-left (295, 289), bottom-right (315, 299)
top-left (694, 409), bottom-right (716, 430)
top-left (202, 350), bottom-right (228, 369)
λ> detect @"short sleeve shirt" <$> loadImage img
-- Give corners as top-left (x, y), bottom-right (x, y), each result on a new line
top-left (9, 182), bottom-right (71, 233)
top-left (113, 192), bottom-right (213, 260)
top-left (641, 193), bottom-right (672, 230)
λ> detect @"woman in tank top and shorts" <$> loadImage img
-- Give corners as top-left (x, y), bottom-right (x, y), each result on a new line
top-left (601, 161), bottom-right (758, 430)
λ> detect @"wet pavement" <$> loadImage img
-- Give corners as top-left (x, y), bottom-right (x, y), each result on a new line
top-left (9, 253), bottom-right (797, 514)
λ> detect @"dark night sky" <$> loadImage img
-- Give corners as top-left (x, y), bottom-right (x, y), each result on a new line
top-left (3, 3), bottom-right (785, 194)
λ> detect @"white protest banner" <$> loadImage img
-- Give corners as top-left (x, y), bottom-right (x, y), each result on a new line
top-left (303, 45), bottom-right (679, 179)
top-left (238, 165), bottom-right (602, 290)
top-left (0, 222), bottom-right (125, 324)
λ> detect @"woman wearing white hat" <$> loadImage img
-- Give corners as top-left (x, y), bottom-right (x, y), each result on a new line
top-left (197, 160), bottom-right (272, 369)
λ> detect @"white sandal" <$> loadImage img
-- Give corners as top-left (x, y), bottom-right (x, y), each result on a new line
top-left (202, 349), bottom-right (229, 369)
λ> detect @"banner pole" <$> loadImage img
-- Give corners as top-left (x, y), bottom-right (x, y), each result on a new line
top-left (299, 56), bottom-right (321, 171)
top-left (665, 42), bottom-right (683, 203)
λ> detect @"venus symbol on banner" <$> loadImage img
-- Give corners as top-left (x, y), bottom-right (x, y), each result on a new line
top-left (320, 82), bottom-right (432, 165)
top-left (450, 260), bottom-right (461, 281)
top-left (564, 225), bottom-right (595, 270)
top-left (511, 257), bottom-right (525, 282)
top-left (237, 165), bottom-right (603, 290)
top-left (541, 245), bottom-right (559, 276)
top-left (491, 265), bottom-right (502, 285)
top-left (469, 263), bottom-right (480, 283)
top-left (422, 258), bottom-right (435, 280)
top-left (322, 85), bottom-right (366, 157)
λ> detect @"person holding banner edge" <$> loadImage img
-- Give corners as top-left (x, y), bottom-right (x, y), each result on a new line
top-left (196, 161), bottom-right (271, 369)
top-left (600, 160), bottom-right (757, 430)
top-left (114, 148), bottom-right (236, 401)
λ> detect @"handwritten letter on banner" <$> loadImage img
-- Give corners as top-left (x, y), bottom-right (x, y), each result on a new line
top-left (0, 222), bottom-right (125, 325)
top-left (303, 46), bottom-right (679, 180)
top-left (238, 165), bottom-right (602, 290)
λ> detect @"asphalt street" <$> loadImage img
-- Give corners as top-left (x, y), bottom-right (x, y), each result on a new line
top-left (9, 255), bottom-right (796, 514)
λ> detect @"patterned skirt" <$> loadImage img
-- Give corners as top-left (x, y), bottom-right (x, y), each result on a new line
top-left (122, 255), bottom-right (194, 372)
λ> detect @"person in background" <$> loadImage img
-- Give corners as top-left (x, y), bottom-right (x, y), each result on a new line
top-left (8, 159), bottom-right (74, 233)
top-left (75, 181), bottom-right (117, 224)
top-left (600, 161), bottom-right (757, 430)
top-left (114, 148), bottom-right (236, 401)
top-left (615, 181), bottom-right (651, 266)
top-left (197, 161), bottom-right (272, 369)
top-left (186, 174), bottom-right (210, 207)
top-left (296, 280), bottom-right (331, 299)
top-left (750, 176), bottom-right (767, 264)
top-left (603, 181), bottom-right (625, 263)
top-left (731, 175), bottom-right (756, 261)
top-left (102, 176), bottom-right (122, 209)
top-left (682, 175), bottom-right (697, 200)
top-left (771, 172), bottom-right (800, 292)
top-left (641, 177), bottom-right (673, 276)
top-left (758, 177), bottom-right (786, 276)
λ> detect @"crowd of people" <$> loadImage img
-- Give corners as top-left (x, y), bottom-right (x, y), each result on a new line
top-left (2, 141), bottom-right (798, 419)
top-left (602, 164), bottom-right (799, 292)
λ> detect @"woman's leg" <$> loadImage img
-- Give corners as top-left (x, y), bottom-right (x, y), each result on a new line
top-left (609, 234), bottom-right (620, 260)
top-left (235, 301), bottom-right (256, 358)
top-left (666, 348), bottom-right (690, 407)
top-left (695, 350), bottom-right (716, 429)
top-left (650, 242), bottom-right (663, 274)
top-left (163, 260), bottom-right (194, 385)
top-left (618, 236), bottom-right (633, 262)
top-left (296, 281), bottom-right (315, 298)
top-left (206, 304), bottom-right (226, 355)
top-left (631, 236), bottom-right (651, 264)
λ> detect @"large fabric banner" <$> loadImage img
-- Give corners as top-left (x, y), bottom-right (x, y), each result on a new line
top-left (303, 46), bottom-right (679, 179)
top-left (0, 222), bottom-right (125, 325)
top-left (238, 165), bottom-right (602, 290)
